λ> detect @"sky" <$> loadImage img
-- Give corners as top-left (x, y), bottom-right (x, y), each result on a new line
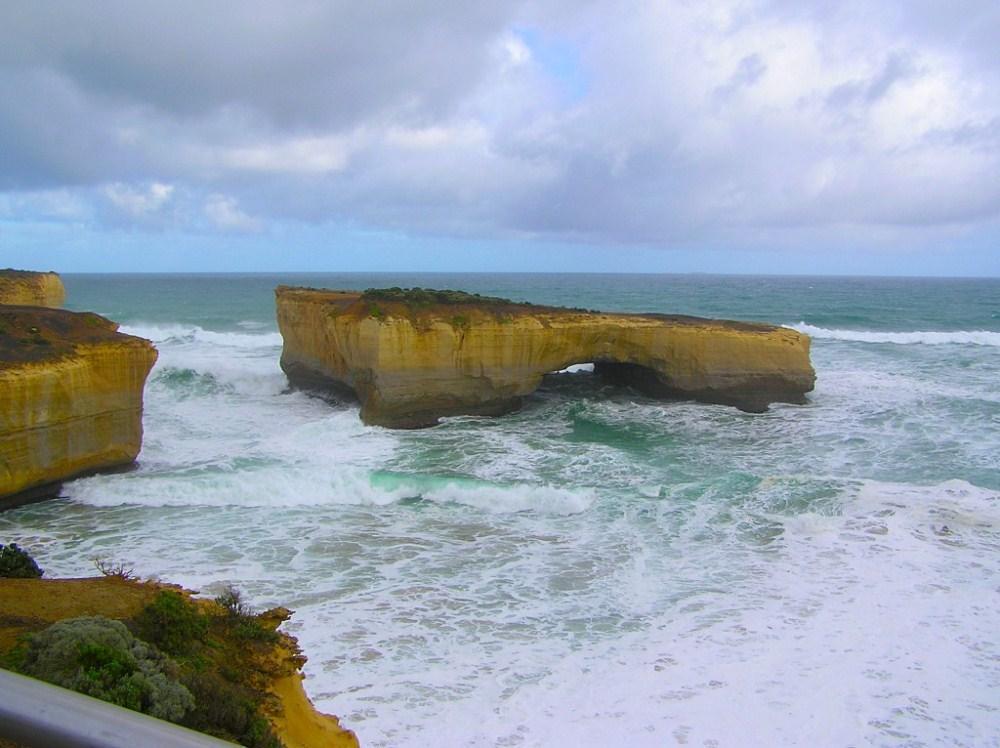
top-left (1, 1), bottom-right (998, 276)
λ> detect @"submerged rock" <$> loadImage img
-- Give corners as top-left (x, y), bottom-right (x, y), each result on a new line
top-left (276, 286), bottom-right (816, 428)
top-left (0, 269), bottom-right (66, 308)
top-left (0, 306), bottom-right (157, 508)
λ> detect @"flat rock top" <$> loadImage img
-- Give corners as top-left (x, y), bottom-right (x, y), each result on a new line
top-left (0, 306), bottom-right (152, 368)
top-left (276, 285), bottom-right (780, 333)
top-left (0, 268), bottom-right (59, 281)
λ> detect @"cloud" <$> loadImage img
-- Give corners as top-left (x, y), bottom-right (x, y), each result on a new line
top-left (0, 0), bottom-right (998, 252)
top-left (0, 189), bottom-right (90, 222)
top-left (204, 194), bottom-right (262, 233)
top-left (104, 182), bottom-right (174, 217)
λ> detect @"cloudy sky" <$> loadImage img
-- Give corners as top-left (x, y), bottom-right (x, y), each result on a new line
top-left (2, 1), bottom-right (998, 275)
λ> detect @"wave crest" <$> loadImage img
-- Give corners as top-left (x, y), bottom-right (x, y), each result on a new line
top-left (66, 467), bottom-right (595, 515)
top-left (788, 323), bottom-right (1000, 346)
top-left (121, 323), bottom-right (283, 349)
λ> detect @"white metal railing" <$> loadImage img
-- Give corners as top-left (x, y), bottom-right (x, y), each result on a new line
top-left (0, 668), bottom-right (237, 747)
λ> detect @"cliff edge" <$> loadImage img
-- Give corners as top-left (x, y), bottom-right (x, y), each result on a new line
top-left (0, 575), bottom-right (358, 748)
top-left (0, 270), bottom-right (65, 308)
top-left (0, 306), bottom-right (157, 508)
top-left (276, 286), bottom-right (816, 428)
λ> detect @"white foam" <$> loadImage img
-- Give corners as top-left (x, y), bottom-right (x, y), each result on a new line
top-left (556, 363), bottom-right (595, 373)
top-left (121, 322), bottom-right (284, 349)
top-left (339, 477), bottom-right (1000, 747)
top-left (853, 477), bottom-right (1000, 529)
top-left (422, 479), bottom-right (595, 515)
top-left (67, 466), bottom-right (593, 515)
top-left (788, 322), bottom-right (1000, 346)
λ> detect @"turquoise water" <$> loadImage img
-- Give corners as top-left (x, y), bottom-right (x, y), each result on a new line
top-left (3, 273), bottom-right (999, 746)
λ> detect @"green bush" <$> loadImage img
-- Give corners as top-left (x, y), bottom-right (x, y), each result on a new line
top-left (19, 617), bottom-right (194, 723)
top-left (182, 669), bottom-right (281, 748)
top-left (0, 543), bottom-right (44, 578)
top-left (135, 591), bottom-right (208, 656)
top-left (215, 585), bottom-right (254, 619)
top-left (214, 586), bottom-right (279, 643)
top-left (362, 286), bottom-right (517, 307)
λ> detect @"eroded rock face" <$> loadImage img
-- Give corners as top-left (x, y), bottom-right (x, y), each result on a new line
top-left (276, 287), bottom-right (816, 428)
top-left (0, 307), bottom-right (157, 507)
top-left (0, 269), bottom-right (66, 308)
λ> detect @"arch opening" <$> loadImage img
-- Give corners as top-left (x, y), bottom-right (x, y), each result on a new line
top-left (539, 359), bottom-right (674, 400)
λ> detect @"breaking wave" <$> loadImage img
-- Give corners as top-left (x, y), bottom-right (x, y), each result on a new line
top-left (121, 323), bottom-right (284, 349)
top-left (788, 323), bottom-right (1000, 346)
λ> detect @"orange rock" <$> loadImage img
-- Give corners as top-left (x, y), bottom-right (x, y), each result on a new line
top-left (276, 286), bottom-right (816, 428)
top-left (0, 306), bottom-right (157, 506)
top-left (0, 270), bottom-right (65, 308)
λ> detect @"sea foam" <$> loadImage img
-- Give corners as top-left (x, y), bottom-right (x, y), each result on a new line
top-left (122, 322), bottom-right (284, 349)
top-left (788, 322), bottom-right (1000, 346)
top-left (67, 466), bottom-right (594, 515)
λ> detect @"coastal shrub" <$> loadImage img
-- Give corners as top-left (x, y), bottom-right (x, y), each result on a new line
top-left (181, 669), bottom-right (281, 748)
top-left (363, 286), bottom-right (518, 307)
top-left (19, 616), bottom-right (194, 723)
top-left (135, 590), bottom-right (208, 656)
top-left (360, 286), bottom-right (595, 313)
top-left (0, 543), bottom-right (44, 578)
top-left (214, 586), bottom-right (279, 643)
top-left (216, 585), bottom-right (254, 618)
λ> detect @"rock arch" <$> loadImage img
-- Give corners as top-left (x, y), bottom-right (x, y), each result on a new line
top-left (276, 287), bottom-right (816, 428)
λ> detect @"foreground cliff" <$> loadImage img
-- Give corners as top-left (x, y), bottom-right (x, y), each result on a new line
top-left (0, 270), bottom-right (65, 308)
top-left (276, 286), bottom-right (816, 428)
top-left (0, 307), bottom-right (157, 508)
top-left (0, 574), bottom-right (358, 747)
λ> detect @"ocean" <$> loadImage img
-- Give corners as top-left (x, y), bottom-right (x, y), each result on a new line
top-left (2, 273), bottom-right (998, 746)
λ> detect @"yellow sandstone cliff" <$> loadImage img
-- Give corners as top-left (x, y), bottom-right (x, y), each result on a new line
top-left (0, 270), bottom-right (66, 308)
top-left (276, 286), bottom-right (816, 428)
top-left (0, 306), bottom-right (157, 507)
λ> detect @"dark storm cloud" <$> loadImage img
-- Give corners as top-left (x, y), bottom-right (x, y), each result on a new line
top-left (0, 1), bottom-right (511, 128)
top-left (2, 0), bottom-right (999, 247)
top-left (0, 1), bottom-right (523, 191)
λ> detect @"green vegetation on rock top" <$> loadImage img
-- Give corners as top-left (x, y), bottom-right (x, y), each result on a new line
top-left (361, 287), bottom-right (527, 307)
top-left (2, 578), bottom-right (285, 748)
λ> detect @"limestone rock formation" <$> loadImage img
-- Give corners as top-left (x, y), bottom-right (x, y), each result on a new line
top-left (276, 286), bottom-right (816, 428)
top-left (0, 269), bottom-right (66, 308)
top-left (0, 306), bottom-right (157, 507)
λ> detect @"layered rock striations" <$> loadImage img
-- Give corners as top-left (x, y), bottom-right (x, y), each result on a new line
top-left (0, 269), bottom-right (66, 308)
top-left (0, 306), bottom-right (157, 507)
top-left (276, 286), bottom-right (816, 428)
